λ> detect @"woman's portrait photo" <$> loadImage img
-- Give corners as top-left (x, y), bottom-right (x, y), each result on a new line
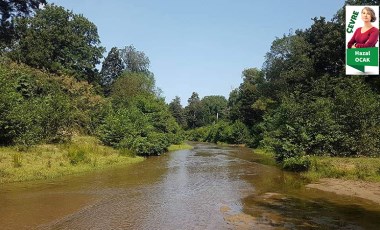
top-left (347, 6), bottom-right (379, 48)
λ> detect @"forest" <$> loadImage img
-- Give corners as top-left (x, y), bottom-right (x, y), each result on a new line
top-left (0, 0), bottom-right (379, 175)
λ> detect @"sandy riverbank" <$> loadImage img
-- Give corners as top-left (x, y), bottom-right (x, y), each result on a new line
top-left (306, 178), bottom-right (380, 205)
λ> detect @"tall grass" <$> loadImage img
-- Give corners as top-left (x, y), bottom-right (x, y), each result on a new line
top-left (0, 136), bottom-right (144, 184)
top-left (12, 153), bottom-right (22, 168)
top-left (252, 149), bottom-right (380, 182)
top-left (302, 156), bottom-right (380, 182)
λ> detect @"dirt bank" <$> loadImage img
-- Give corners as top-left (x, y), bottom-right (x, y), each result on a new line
top-left (306, 178), bottom-right (380, 205)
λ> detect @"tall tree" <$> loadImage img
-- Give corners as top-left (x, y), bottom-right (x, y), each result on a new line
top-left (110, 71), bottom-right (156, 107)
top-left (9, 4), bottom-right (105, 82)
top-left (100, 47), bottom-right (124, 92)
top-left (201, 95), bottom-right (227, 124)
top-left (227, 88), bottom-right (241, 122)
top-left (0, 0), bottom-right (46, 49)
top-left (169, 96), bottom-right (186, 128)
top-left (119, 45), bottom-right (150, 73)
top-left (185, 92), bottom-right (204, 129)
top-left (236, 68), bottom-right (265, 127)
top-left (302, 17), bottom-right (345, 77)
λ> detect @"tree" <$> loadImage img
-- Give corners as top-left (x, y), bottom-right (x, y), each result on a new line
top-left (201, 95), bottom-right (227, 124)
top-left (185, 92), bottom-right (204, 129)
top-left (9, 4), bottom-right (105, 82)
top-left (100, 47), bottom-right (124, 92)
top-left (0, 0), bottom-right (46, 49)
top-left (227, 88), bottom-right (241, 122)
top-left (119, 45), bottom-right (150, 73)
top-left (235, 68), bottom-right (266, 127)
top-left (302, 17), bottom-right (344, 77)
top-left (169, 96), bottom-right (186, 128)
top-left (263, 33), bottom-right (314, 91)
top-left (110, 71), bottom-right (157, 107)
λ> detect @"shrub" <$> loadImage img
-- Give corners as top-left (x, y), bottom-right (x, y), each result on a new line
top-left (282, 156), bottom-right (311, 172)
top-left (223, 121), bottom-right (250, 144)
top-left (0, 63), bottom-right (76, 146)
top-left (186, 126), bottom-right (210, 141)
top-left (119, 132), bottom-right (169, 156)
top-left (97, 107), bottom-right (151, 147)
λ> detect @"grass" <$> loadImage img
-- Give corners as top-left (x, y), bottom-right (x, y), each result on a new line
top-left (252, 149), bottom-right (380, 182)
top-left (0, 136), bottom-right (144, 184)
top-left (302, 156), bottom-right (380, 182)
top-left (251, 148), bottom-right (278, 166)
top-left (167, 143), bottom-right (193, 152)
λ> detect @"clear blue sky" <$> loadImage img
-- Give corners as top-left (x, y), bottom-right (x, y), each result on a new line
top-left (51, 0), bottom-right (345, 106)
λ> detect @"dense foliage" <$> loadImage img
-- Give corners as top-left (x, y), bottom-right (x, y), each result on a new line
top-left (97, 57), bottom-right (183, 156)
top-left (8, 4), bottom-right (105, 82)
top-left (187, 121), bottom-right (249, 145)
top-left (181, 0), bottom-right (380, 171)
top-left (0, 2), bottom-right (183, 156)
top-left (0, 0), bottom-right (47, 49)
top-left (1, 0), bottom-right (379, 166)
top-left (0, 61), bottom-right (104, 146)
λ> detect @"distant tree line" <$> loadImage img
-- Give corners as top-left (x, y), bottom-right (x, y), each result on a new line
top-left (1, 0), bottom-right (379, 164)
top-left (169, 0), bottom-right (380, 171)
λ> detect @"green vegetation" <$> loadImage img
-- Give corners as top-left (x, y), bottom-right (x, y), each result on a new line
top-left (0, 2), bottom-right (186, 184)
top-left (174, 0), bottom-right (380, 174)
top-left (9, 4), bottom-right (105, 81)
top-left (0, 0), bottom-right (47, 49)
top-left (252, 149), bottom-right (380, 182)
top-left (186, 121), bottom-right (249, 145)
top-left (1, 0), bottom-right (379, 184)
top-left (303, 156), bottom-right (380, 182)
top-left (167, 143), bottom-right (193, 152)
top-left (251, 149), bottom-right (277, 166)
top-left (0, 136), bottom-right (144, 184)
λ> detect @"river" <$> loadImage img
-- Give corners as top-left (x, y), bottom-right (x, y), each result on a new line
top-left (0, 143), bottom-right (379, 229)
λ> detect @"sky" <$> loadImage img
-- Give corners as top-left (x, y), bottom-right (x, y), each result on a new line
top-left (50, 0), bottom-right (345, 106)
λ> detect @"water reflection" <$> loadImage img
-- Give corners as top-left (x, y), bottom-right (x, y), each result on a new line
top-left (0, 143), bottom-right (379, 229)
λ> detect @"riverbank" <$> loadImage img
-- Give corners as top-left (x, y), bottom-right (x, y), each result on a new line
top-left (0, 136), bottom-right (194, 184)
top-left (0, 136), bottom-right (145, 184)
top-left (252, 149), bottom-right (380, 182)
top-left (304, 156), bottom-right (380, 205)
top-left (304, 156), bottom-right (380, 182)
top-left (252, 148), bottom-right (380, 204)
top-left (306, 178), bottom-right (380, 205)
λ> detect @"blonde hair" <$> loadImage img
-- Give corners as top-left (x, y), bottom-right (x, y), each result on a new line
top-left (362, 7), bottom-right (377, 22)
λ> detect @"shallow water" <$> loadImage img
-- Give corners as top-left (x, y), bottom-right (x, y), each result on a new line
top-left (0, 143), bottom-right (379, 229)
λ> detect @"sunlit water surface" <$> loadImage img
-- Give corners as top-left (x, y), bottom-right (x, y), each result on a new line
top-left (1, 143), bottom-right (379, 229)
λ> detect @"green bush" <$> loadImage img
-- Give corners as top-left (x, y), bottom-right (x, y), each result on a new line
top-left (98, 97), bottom-right (181, 156)
top-left (0, 63), bottom-right (75, 146)
top-left (223, 121), bottom-right (250, 144)
top-left (205, 122), bottom-right (228, 143)
top-left (119, 132), bottom-right (169, 156)
top-left (187, 121), bottom-right (250, 145)
top-left (97, 107), bottom-right (150, 147)
top-left (186, 126), bottom-right (210, 141)
top-left (282, 156), bottom-right (311, 172)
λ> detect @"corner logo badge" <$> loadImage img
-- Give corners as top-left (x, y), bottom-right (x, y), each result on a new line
top-left (346, 5), bottom-right (379, 75)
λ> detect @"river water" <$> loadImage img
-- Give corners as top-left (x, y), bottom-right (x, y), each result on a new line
top-left (0, 143), bottom-right (379, 229)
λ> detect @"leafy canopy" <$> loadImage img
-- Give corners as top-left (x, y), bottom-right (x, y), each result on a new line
top-left (9, 4), bottom-right (105, 82)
